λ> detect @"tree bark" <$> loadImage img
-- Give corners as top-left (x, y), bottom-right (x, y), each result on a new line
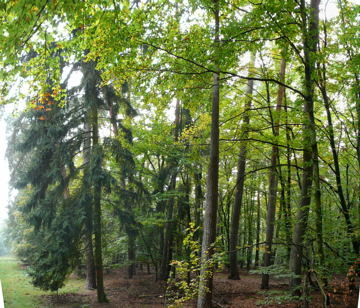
top-left (84, 121), bottom-right (97, 290)
top-left (159, 173), bottom-right (177, 280)
top-left (83, 60), bottom-right (107, 302)
top-left (159, 100), bottom-right (182, 280)
top-left (228, 56), bottom-right (255, 280)
top-left (289, 0), bottom-right (320, 294)
top-left (246, 190), bottom-right (254, 270)
top-left (197, 2), bottom-right (220, 306)
top-left (127, 229), bottom-right (136, 278)
top-left (255, 190), bottom-right (261, 267)
top-left (261, 56), bottom-right (286, 289)
top-left (194, 169), bottom-right (204, 241)
top-left (92, 109), bottom-right (107, 303)
top-left (284, 101), bottom-right (293, 260)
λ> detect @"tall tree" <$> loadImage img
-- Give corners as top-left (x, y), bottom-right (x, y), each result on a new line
top-left (83, 60), bottom-right (108, 302)
top-left (289, 0), bottom-right (321, 294)
top-left (261, 55), bottom-right (286, 289)
top-left (228, 55), bottom-right (256, 280)
top-left (197, 1), bottom-right (220, 306)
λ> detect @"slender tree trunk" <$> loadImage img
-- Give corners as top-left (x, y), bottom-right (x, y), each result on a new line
top-left (289, 0), bottom-right (320, 294)
top-left (337, 0), bottom-right (360, 254)
top-left (319, 79), bottom-right (359, 253)
top-left (81, 60), bottom-right (107, 301)
top-left (284, 102), bottom-right (293, 260)
top-left (83, 60), bottom-right (107, 302)
top-left (194, 169), bottom-right (204, 241)
top-left (91, 108), bottom-right (107, 303)
top-left (246, 191), bottom-right (254, 270)
top-left (104, 84), bottom-right (141, 277)
top-left (228, 56), bottom-right (255, 280)
top-left (159, 101), bottom-right (183, 280)
top-left (255, 190), bottom-right (261, 267)
top-left (313, 144), bottom-right (325, 266)
top-left (84, 121), bottom-right (97, 290)
top-left (159, 173), bottom-right (177, 280)
top-left (261, 57), bottom-right (286, 289)
top-left (197, 3), bottom-right (220, 306)
top-left (317, 25), bottom-right (360, 254)
top-left (127, 229), bottom-right (136, 278)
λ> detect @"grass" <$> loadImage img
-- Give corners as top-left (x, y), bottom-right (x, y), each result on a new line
top-left (0, 256), bottom-right (86, 308)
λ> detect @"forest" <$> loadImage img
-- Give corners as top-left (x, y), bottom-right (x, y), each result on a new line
top-left (0, 0), bottom-right (359, 307)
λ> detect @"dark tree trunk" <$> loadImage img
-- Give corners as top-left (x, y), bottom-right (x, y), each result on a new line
top-left (228, 56), bottom-right (255, 280)
top-left (261, 57), bottom-right (286, 289)
top-left (84, 122), bottom-right (97, 290)
top-left (159, 173), bottom-right (177, 280)
top-left (246, 191), bottom-right (254, 270)
top-left (284, 104), bottom-right (293, 260)
top-left (194, 169), bottom-right (204, 241)
top-left (255, 190), bottom-right (261, 267)
top-left (103, 83), bottom-right (141, 277)
top-left (289, 0), bottom-right (320, 295)
top-left (92, 111), bottom-right (107, 303)
top-left (313, 144), bottom-right (325, 266)
top-left (83, 60), bottom-right (107, 303)
top-left (127, 230), bottom-right (136, 278)
top-left (317, 26), bottom-right (360, 254)
top-left (159, 100), bottom-right (182, 280)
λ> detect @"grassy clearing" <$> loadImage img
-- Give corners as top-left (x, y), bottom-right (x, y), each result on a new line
top-left (0, 256), bottom-right (86, 308)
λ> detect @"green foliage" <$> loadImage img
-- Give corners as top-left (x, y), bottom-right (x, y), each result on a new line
top-left (166, 223), bottom-right (201, 307)
top-left (250, 264), bottom-right (294, 279)
top-left (256, 290), bottom-right (301, 306)
top-left (166, 223), bottom-right (225, 307)
top-left (1, 0), bottom-right (360, 304)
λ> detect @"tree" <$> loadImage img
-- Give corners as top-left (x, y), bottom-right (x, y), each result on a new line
top-left (228, 55), bottom-right (256, 280)
top-left (196, 1), bottom-right (220, 307)
top-left (261, 54), bottom-right (286, 289)
top-left (289, 0), bottom-right (321, 294)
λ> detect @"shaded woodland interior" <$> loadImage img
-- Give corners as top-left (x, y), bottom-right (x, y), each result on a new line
top-left (0, 0), bottom-right (359, 307)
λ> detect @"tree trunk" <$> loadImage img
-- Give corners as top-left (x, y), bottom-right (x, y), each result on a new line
top-left (92, 110), bottom-right (107, 303)
top-left (261, 56), bottom-right (286, 289)
top-left (194, 169), bottom-right (204, 241)
top-left (284, 103), bottom-right (293, 260)
top-left (196, 3), bottom-right (220, 306)
top-left (84, 121), bottom-right (97, 290)
top-left (317, 24), bottom-right (360, 254)
top-left (84, 60), bottom-right (107, 302)
top-left (246, 191), bottom-right (254, 270)
top-left (159, 173), bottom-right (177, 280)
top-left (228, 56), bottom-right (255, 280)
top-left (159, 100), bottom-right (182, 280)
top-left (255, 190), bottom-right (261, 267)
top-left (127, 229), bottom-right (136, 278)
top-left (289, 0), bottom-right (320, 295)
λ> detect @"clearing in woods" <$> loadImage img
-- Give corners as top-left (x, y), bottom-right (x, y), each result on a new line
top-left (0, 256), bottom-right (84, 308)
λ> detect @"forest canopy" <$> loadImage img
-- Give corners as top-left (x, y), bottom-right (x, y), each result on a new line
top-left (0, 0), bottom-right (359, 307)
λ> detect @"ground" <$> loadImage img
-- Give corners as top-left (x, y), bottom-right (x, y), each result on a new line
top-left (42, 268), bottom-right (359, 308)
top-left (0, 257), bottom-right (358, 307)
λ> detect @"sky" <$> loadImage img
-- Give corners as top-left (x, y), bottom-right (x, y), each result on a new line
top-left (0, 0), bottom-right (353, 225)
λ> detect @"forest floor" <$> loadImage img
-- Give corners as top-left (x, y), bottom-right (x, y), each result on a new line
top-left (0, 256), bottom-right (358, 307)
top-left (42, 267), bottom-right (359, 308)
